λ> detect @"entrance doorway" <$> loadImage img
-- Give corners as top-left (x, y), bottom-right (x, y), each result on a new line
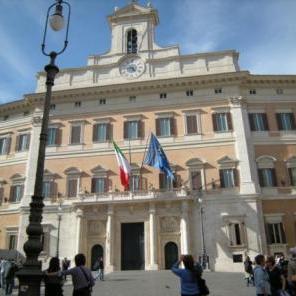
top-left (164, 242), bottom-right (178, 269)
top-left (121, 222), bottom-right (144, 270)
top-left (91, 244), bottom-right (103, 270)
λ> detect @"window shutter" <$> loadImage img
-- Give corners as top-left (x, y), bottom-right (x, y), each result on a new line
top-left (234, 169), bottom-right (240, 187)
top-left (265, 224), bottom-right (271, 244)
top-left (212, 114), bottom-right (218, 132)
top-left (91, 178), bottom-right (96, 193)
top-left (56, 128), bottom-right (62, 145)
top-left (156, 118), bottom-right (161, 136)
top-left (258, 169), bottom-right (265, 186)
top-left (173, 174), bottom-right (181, 189)
top-left (291, 113), bottom-right (296, 130)
top-left (186, 115), bottom-right (197, 134)
top-left (276, 113), bottom-right (282, 130)
top-left (141, 177), bottom-right (148, 191)
top-left (288, 168), bottom-right (294, 186)
top-left (170, 118), bottom-right (176, 136)
top-left (124, 121), bottom-right (128, 139)
top-left (20, 185), bottom-right (24, 200)
top-left (106, 123), bottom-right (111, 141)
top-left (93, 124), bottom-right (98, 142)
top-left (15, 136), bottom-right (20, 152)
top-left (248, 114), bottom-right (255, 131)
top-left (71, 126), bottom-right (81, 144)
top-left (159, 174), bottom-right (165, 190)
top-left (104, 178), bottom-right (108, 193)
top-left (271, 168), bottom-right (277, 186)
top-left (68, 179), bottom-right (77, 197)
top-left (138, 120), bottom-right (144, 139)
top-left (280, 223), bottom-right (287, 243)
top-left (52, 182), bottom-right (57, 198)
top-left (262, 114), bottom-right (269, 131)
top-left (4, 137), bottom-right (11, 154)
top-left (25, 134), bottom-right (31, 150)
top-left (226, 113), bottom-right (233, 131)
top-left (219, 170), bottom-right (225, 188)
top-left (9, 186), bottom-right (15, 202)
top-left (0, 187), bottom-right (4, 204)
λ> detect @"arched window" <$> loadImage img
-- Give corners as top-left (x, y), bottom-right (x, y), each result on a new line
top-left (127, 29), bottom-right (138, 54)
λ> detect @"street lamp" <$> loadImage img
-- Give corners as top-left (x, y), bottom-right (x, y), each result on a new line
top-left (197, 188), bottom-right (209, 270)
top-left (56, 201), bottom-right (63, 258)
top-left (17, 1), bottom-right (70, 295)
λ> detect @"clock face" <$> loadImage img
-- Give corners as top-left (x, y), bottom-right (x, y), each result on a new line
top-left (120, 57), bottom-right (145, 79)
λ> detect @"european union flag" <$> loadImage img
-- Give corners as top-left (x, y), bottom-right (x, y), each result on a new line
top-left (144, 133), bottom-right (174, 180)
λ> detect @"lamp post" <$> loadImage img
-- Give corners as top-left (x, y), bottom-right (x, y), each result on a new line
top-left (17, 1), bottom-right (70, 295)
top-left (197, 188), bottom-right (209, 270)
top-left (56, 201), bottom-right (63, 258)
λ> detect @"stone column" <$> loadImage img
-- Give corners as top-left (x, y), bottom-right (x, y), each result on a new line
top-left (180, 200), bottom-right (190, 254)
top-left (149, 203), bottom-right (158, 270)
top-left (230, 97), bottom-right (260, 195)
top-left (105, 205), bottom-right (114, 272)
top-left (75, 209), bottom-right (83, 254)
top-left (22, 109), bottom-right (43, 207)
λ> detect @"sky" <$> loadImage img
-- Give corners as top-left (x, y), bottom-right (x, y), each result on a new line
top-left (0, 0), bottom-right (296, 104)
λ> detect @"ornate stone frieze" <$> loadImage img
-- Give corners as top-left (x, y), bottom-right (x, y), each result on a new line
top-left (160, 216), bottom-right (179, 233)
top-left (88, 220), bottom-right (105, 236)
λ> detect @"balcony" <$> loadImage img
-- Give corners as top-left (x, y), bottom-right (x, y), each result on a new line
top-left (74, 188), bottom-right (190, 205)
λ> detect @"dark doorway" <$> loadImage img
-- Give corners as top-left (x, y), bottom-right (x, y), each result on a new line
top-left (121, 222), bottom-right (144, 270)
top-left (91, 244), bottom-right (103, 270)
top-left (165, 242), bottom-right (178, 269)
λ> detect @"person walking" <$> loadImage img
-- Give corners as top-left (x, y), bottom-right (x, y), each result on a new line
top-left (0, 258), bottom-right (7, 291)
top-left (266, 256), bottom-right (286, 296)
top-left (98, 257), bottom-right (104, 281)
top-left (254, 254), bottom-right (271, 296)
top-left (43, 257), bottom-right (63, 296)
top-left (244, 256), bottom-right (254, 287)
top-left (52, 253), bottom-right (94, 296)
top-left (62, 257), bottom-right (70, 281)
top-left (288, 247), bottom-right (296, 296)
top-left (5, 260), bottom-right (18, 296)
top-left (171, 255), bottom-right (201, 296)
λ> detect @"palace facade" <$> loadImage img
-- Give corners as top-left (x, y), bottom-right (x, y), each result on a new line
top-left (0, 2), bottom-right (296, 272)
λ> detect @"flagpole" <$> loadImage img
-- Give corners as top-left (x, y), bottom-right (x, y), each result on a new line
top-left (128, 138), bottom-right (132, 191)
top-left (139, 132), bottom-right (151, 191)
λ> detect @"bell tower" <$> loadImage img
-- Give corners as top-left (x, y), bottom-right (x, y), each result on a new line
top-left (107, 1), bottom-right (159, 55)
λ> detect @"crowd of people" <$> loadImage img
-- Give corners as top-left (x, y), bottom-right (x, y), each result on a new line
top-left (244, 247), bottom-right (296, 296)
top-left (0, 258), bottom-right (19, 295)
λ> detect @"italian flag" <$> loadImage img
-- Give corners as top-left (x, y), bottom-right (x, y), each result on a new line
top-left (113, 141), bottom-right (131, 189)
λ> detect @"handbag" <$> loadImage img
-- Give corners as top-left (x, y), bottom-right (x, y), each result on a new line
top-left (197, 277), bottom-right (210, 296)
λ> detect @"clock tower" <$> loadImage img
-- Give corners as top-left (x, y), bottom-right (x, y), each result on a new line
top-left (107, 2), bottom-right (160, 55)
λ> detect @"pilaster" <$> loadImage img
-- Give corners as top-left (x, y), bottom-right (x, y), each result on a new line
top-left (230, 97), bottom-right (260, 195)
top-left (180, 200), bottom-right (190, 254)
top-left (75, 209), bottom-right (83, 254)
top-left (105, 205), bottom-right (114, 272)
top-left (149, 203), bottom-right (158, 270)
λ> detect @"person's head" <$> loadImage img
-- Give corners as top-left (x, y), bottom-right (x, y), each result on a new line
top-left (255, 254), bottom-right (265, 266)
top-left (266, 256), bottom-right (275, 268)
top-left (64, 257), bottom-right (67, 260)
top-left (75, 253), bottom-right (86, 267)
top-left (182, 255), bottom-right (195, 271)
top-left (245, 256), bottom-right (250, 261)
top-left (48, 257), bottom-right (60, 272)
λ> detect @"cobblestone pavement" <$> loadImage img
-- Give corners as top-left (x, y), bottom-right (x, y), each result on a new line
top-left (62, 270), bottom-right (255, 296)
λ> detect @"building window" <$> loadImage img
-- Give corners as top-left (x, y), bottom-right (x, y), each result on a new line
top-left (276, 113), bottom-right (295, 131)
top-left (9, 184), bottom-right (24, 202)
top-left (156, 117), bottom-right (175, 137)
top-left (288, 167), bottom-right (296, 186)
top-left (266, 222), bottom-right (286, 244)
top-left (249, 113), bottom-right (269, 131)
top-left (258, 168), bottom-right (277, 187)
top-left (228, 222), bottom-right (244, 246)
top-left (212, 112), bottom-right (232, 132)
top-left (124, 120), bottom-right (142, 140)
top-left (0, 137), bottom-right (10, 155)
top-left (186, 90), bottom-right (194, 96)
top-left (50, 104), bottom-right (56, 110)
top-left (129, 96), bottom-right (136, 102)
top-left (214, 88), bottom-right (222, 94)
top-left (185, 114), bottom-right (198, 135)
top-left (99, 99), bottom-right (106, 105)
top-left (190, 171), bottom-right (202, 190)
top-left (47, 127), bottom-right (59, 146)
top-left (70, 125), bottom-right (82, 144)
top-left (127, 29), bottom-right (138, 54)
top-left (16, 133), bottom-right (30, 152)
top-left (93, 123), bottom-right (111, 142)
top-left (249, 89), bottom-right (256, 95)
top-left (276, 88), bottom-right (283, 95)
top-left (160, 93), bottom-right (167, 99)
top-left (8, 234), bottom-right (17, 250)
top-left (159, 173), bottom-right (179, 191)
top-left (67, 178), bottom-right (78, 198)
top-left (219, 169), bottom-right (237, 188)
top-left (91, 177), bottom-right (107, 194)
top-left (42, 181), bottom-right (55, 198)
top-left (233, 254), bottom-right (243, 263)
top-left (74, 101), bottom-right (81, 108)
top-left (131, 175), bottom-right (140, 192)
